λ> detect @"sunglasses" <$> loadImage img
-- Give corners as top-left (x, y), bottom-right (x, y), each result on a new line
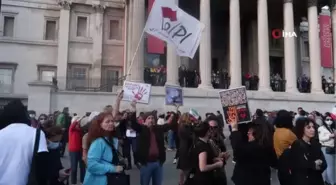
top-left (326, 119), bottom-right (332, 121)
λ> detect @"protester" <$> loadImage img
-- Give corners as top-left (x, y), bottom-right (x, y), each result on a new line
top-left (130, 102), bottom-right (177, 185)
top-left (82, 111), bottom-right (124, 185)
top-left (273, 110), bottom-right (297, 185)
top-left (44, 126), bottom-right (70, 185)
top-left (56, 107), bottom-right (71, 157)
top-left (0, 100), bottom-right (48, 185)
top-left (29, 110), bottom-right (39, 128)
top-left (176, 113), bottom-right (194, 185)
top-left (68, 117), bottom-right (85, 185)
top-left (120, 110), bottom-right (138, 169)
top-left (291, 118), bottom-right (327, 185)
top-left (230, 119), bottom-right (277, 185)
top-left (187, 122), bottom-right (223, 185)
top-left (206, 116), bottom-right (229, 185)
top-left (82, 111), bottom-right (100, 164)
top-left (83, 91), bottom-right (125, 185)
top-left (318, 116), bottom-right (335, 185)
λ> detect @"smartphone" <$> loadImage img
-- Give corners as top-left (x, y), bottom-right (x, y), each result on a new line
top-left (65, 168), bottom-right (71, 173)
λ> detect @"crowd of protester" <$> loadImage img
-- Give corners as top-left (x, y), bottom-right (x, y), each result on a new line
top-left (0, 94), bottom-right (335, 185)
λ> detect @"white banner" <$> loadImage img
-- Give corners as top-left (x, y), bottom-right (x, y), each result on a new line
top-left (144, 0), bottom-right (204, 59)
top-left (122, 81), bottom-right (152, 104)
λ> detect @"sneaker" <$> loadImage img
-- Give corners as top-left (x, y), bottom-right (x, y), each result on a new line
top-left (173, 158), bottom-right (177, 164)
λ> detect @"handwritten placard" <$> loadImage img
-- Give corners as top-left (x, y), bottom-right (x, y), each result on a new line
top-left (122, 81), bottom-right (152, 104)
top-left (219, 87), bottom-right (251, 124)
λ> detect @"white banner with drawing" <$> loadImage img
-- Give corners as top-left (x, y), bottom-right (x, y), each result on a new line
top-left (122, 81), bottom-right (152, 104)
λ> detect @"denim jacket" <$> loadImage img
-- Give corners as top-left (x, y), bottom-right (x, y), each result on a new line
top-left (83, 137), bottom-right (118, 185)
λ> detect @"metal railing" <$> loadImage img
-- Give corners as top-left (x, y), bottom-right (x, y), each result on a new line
top-left (47, 76), bottom-right (335, 94)
top-left (52, 77), bottom-right (125, 92)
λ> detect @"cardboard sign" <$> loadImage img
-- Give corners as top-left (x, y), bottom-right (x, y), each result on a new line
top-left (219, 87), bottom-right (251, 124)
top-left (122, 81), bottom-right (152, 104)
top-left (165, 85), bottom-right (183, 105)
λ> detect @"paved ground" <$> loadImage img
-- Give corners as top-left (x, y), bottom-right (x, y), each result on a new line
top-left (62, 130), bottom-right (280, 185)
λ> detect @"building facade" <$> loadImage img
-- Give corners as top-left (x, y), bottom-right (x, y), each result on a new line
top-left (0, 0), bottom-right (126, 108)
top-left (1, 0), bottom-right (336, 115)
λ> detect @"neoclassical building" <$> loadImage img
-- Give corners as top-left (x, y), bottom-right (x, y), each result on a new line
top-left (1, 0), bottom-right (336, 114)
top-left (0, 0), bottom-right (126, 108)
top-left (126, 0), bottom-right (335, 93)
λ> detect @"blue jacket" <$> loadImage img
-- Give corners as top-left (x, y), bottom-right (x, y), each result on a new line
top-left (83, 137), bottom-right (118, 185)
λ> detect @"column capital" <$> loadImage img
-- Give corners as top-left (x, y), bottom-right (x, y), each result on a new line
top-left (283, 0), bottom-right (293, 3)
top-left (58, 0), bottom-right (71, 10)
top-left (92, 4), bottom-right (106, 13)
top-left (307, 0), bottom-right (318, 7)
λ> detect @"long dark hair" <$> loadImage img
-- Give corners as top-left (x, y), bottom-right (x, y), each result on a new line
top-left (0, 100), bottom-right (30, 130)
top-left (249, 122), bottom-right (273, 147)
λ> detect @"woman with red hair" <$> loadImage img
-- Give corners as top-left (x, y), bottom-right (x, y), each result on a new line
top-left (83, 92), bottom-right (127, 185)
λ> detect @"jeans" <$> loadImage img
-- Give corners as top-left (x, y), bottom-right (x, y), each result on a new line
top-left (168, 130), bottom-right (176, 149)
top-left (123, 137), bottom-right (137, 167)
top-left (322, 147), bottom-right (335, 184)
top-left (69, 151), bottom-right (85, 184)
top-left (140, 161), bottom-right (163, 185)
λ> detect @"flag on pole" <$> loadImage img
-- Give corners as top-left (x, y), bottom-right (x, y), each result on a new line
top-left (144, 0), bottom-right (204, 59)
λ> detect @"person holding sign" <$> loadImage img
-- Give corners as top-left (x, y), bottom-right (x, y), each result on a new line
top-left (230, 119), bottom-right (277, 185)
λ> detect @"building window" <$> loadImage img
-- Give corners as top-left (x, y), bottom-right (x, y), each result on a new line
top-left (38, 66), bottom-right (56, 82)
top-left (76, 16), bottom-right (88, 37)
top-left (0, 68), bottom-right (14, 93)
top-left (67, 65), bottom-right (89, 89)
top-left (102, 67), bottom-right (121, 92)
top-left (303, 41), bottom-right (309, 57)
top-left (45, 20), bottom-right (57, 40)
top-left (3, 16), bottom-right (15, 37)
top-left (109, 20), bottom-right (121, 40)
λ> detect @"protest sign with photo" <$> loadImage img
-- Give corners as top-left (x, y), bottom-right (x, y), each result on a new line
top-left (218, 87), bottom-right (251, 124)
top-left (165, 85), bottom-right (183, 105)
top-left (122, 81), bottom-right (152, 104)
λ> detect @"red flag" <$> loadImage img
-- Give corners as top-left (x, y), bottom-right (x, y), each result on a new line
top-left (147, 0), bottom-right (165, 54)
top-left (162, 7), bottom-right (177, 22)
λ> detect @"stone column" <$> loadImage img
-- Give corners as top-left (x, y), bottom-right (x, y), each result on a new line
top-left (308, 0), bottom-right (323, 93)
top-left (229, 0), bottom-right (242, 88)
top-left (257, 0), bottom-right (271, 91)
top-left (283, 0), bottom-right (298, 93)
top-left (332, 6), bottom-right (336, 91)
top-left (56, 0), bottom-right (71, 89)
top-left (127, 0), bottom-right (145, 82)
top-left (125, 0), bottom-right (133, 75)
top-left (165, 0), bottom-right (180, 87)
top-left (92, 4), bottom-right (105, 87)
top-left (198, 0), bottom-right (213, 89)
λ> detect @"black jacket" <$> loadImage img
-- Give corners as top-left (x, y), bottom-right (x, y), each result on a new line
top-left (231, 131), bottom-right (277, 185)
top-left (46, 148), bottom-right (64, 185)
top-left (130, 112), bottom-right (176, 165)
top-left (290, 139), bottom-right (326, 185)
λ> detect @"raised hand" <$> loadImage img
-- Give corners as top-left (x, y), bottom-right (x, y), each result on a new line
top-left (117, 90), bottom-right (124, 101)
top-left (130, 100), bottom-right (137, 112)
